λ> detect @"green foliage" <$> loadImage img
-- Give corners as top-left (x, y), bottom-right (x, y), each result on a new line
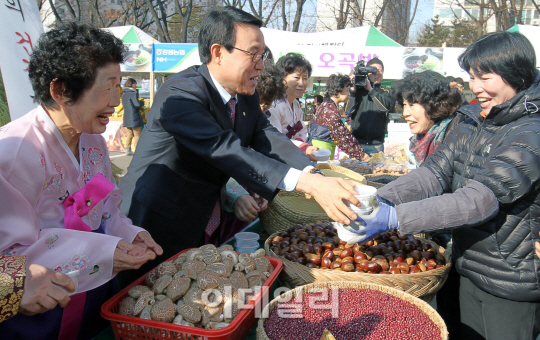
top-left (417, 16), bottom-right (480, 48)
top-left (0, 70), bottom-right (11, 127)
top-left (417, 16), bottom-right (451, 47)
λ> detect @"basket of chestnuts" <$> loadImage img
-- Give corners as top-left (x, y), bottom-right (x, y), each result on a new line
top-left (264, 222), bottom-right (451, 302)
top-left (256, 281), bottom-right (448, 340)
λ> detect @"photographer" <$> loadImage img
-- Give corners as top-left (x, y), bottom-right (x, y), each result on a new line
top-left (346, 58), bottom-right (395, 155)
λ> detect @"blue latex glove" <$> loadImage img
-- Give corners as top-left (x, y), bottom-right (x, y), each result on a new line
top-left (333, 203), bottom-right (398, 244)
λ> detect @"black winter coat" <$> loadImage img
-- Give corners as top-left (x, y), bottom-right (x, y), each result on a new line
top-left (346, 84), bottom-right (394, 144)
top-left (423, 71), bottom-right (540, 302)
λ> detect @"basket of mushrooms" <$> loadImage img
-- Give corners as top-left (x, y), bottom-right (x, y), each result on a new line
top-left (101, 244), bottom-right (282, 340)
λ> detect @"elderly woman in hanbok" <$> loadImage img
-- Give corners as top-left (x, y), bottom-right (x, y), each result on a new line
top-left (0, 23), bottom-right (162, 339)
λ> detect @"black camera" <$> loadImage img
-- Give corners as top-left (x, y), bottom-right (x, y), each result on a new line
top-left (353, 60), bottom-right (378, 87)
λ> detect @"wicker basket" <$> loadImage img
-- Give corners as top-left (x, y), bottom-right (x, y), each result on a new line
top-left (256, 281), bottom-right (448, 340)
top-left (364, 174), bottom-right (401, 189)
top-left (264, 232), bottom-right (451, 302)
top-left (259, 165), bottom-right (366, 235)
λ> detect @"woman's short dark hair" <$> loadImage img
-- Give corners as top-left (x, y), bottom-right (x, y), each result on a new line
top-left (28, 22), bottom-right (124, 109)
top-left (276, 53), bottom-right (312, 77)
top-left (458, 31), bottom-right (536, 91)
top-left (325, 73), bottom-right (351, 100)
top-left (393, 71), bottom-right (462, 123)
top-left (198, 6), bottom-right (262, 64)
top-left (125, 78), bottom-right (137, 87)
top-left (314, 95), bottom-right (324, 104)
top-left (256, 65), bottom-right (287, 105)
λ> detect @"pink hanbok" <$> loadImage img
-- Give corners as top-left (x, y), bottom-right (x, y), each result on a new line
top-left (0, 106), bottom-right (145, 339)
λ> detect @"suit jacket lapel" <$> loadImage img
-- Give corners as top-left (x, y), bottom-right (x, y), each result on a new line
top-left (198, 64), bottom-right (234, 131)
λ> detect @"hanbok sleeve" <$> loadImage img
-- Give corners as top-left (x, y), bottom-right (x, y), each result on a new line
top-left (0, 256), bottom-right (25, 323)
top-left (0, 173), bottom-right (123, 294)
top-left (99, 143), bottom-right (146, 242)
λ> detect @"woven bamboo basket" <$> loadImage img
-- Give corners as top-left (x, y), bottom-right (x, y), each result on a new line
top-left (264, 232), bottom-right (451, 302)
top-left (259, 165), bottom-right (366, 235)
top-left (256, 281), bottom-right (448, 340)
top-left (364, 174), bottom-right (401, 189)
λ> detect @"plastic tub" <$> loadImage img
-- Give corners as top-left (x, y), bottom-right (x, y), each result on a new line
top-left (235, 241), bottom-right (260, 253)
top-left (312, 148), bottom-right (331, 162)
top-left (235, 232), bottom-right (259, 247)
top-left (101, 248), bottom-right (283, 340)
top-left (55, 270), bottom-right (80, 296)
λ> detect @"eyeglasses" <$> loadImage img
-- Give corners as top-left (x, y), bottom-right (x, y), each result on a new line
top-left (233, 47), bottom-right (269, 63)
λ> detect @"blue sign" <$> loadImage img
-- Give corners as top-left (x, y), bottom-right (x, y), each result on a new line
top-left (153, 44), bottom-right (199, 72)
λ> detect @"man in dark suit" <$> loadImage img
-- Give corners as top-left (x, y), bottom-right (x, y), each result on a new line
top-left (118, 7), bottom-right (360, 270)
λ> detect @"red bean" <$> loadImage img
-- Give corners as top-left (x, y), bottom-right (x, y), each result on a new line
top-left (264, 288), bottom-right (441, 340)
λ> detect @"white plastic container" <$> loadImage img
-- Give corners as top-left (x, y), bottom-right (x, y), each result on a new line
top-left (353, 185), bottom-right (378, 211)
top-left (235, 240), bottom-right (259, 253)
top-left (234, 232), bottom-right (259, 247)
top-left (54, 269), bottom-right (80, 296)
top-left (312, 148), bottom-right (331, 163)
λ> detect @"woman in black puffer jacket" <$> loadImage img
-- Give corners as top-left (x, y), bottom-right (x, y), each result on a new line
top-left (356, 32), bottom-right (540, 340)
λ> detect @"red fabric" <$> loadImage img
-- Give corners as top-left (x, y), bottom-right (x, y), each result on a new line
top-left (58, 292), bottom-right (87, 340)
top-left (62, 173), bottom-right (114, 232)
top-left (298, 142), bottom-right (311, 153)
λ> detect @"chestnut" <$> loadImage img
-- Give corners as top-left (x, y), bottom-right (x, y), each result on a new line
top-left (341, 256), bottom-right (354, 264)
top-left (418, 263), bottom-right (427, 272)
top-left (305, 263), bottom-right (319, 269)
top-left (352, 243), bottom-right (361, 254)
top-left (364, 251), bottom-right (374, 260)
top-left (273, 236), bottom-right (283, 243)
top-left (365, 240), bottom-right (374, 247)
top-left (410, 250), bottom-right (422, 262)
top-left (397, 262), bottom-right (409, 273)
top-left (290, 249), bottom-right (303, 259)
top-left (365, 261), bottom-right (382, 273)
top-left (313, 244), bottom-right (322, 255)
top-left (303, 244), bottom-right (314, 255)
top-left (409, 265), bottom-right (421, 274)
top-left (321, 242), bottom-right (334, 251)
top-left (368, 245), bottom-right (379, 256)
top-left (422, 242), bottom-right (431, 251)
top-left (306, 236), bottom-right (316, 244)
top-left (342, 263), bottom-right (355, 272)
top-left (405, 257), bottom-right (416, 266)
top-left (403, 243), bottom-right (415, 253)
top-left (295, 257), bottom-right (307, 265)
top-left (340, 248), bottom-right (353, 258)
top-left (354, 252), bottom-right (367, 263)
top-left (270, 246), bottom-right (280, 254)
top-left (279, 247), bottom-right (290, 256)
top-left (283, 253), bottom-right (297, 262)
top-left (329, 261), bottom-right (342, 270)
top-left (321, 257), bottom-right (332, 268)
top-left (332, 249), bottom-right (343, 257)
top-left (305, 253), bottom-right (321, 266)
top-left (384, 253), bottom-right (394, 262)
top-left (281, 240), bottom-right (290, 248)
top-left (374, 259), bottom-right (389, 271)
top-left (389, 267), bottom-right (400, 274)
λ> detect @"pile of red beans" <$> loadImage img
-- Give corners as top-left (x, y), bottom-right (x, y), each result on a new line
top-left (269, 222), bottom-right (446, 274)
top-left (264, 288), bottom-right (442, 340)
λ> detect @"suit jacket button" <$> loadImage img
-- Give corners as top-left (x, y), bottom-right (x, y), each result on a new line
top-left (262, 179), bottom-right (268, 184)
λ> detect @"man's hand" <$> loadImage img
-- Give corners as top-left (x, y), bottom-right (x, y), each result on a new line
top-left (18, 264), bottom-right (76, 315)
top-left (305, 146), bottom-right (319, 162)
top-left (360, 153), bottom-right (370, 161)
top-left (113, 240), bottom-right (157, 272)
top-left (364, 80), bottom-right (373, 92)
top-left (295, 173), bottom-right (360, 224)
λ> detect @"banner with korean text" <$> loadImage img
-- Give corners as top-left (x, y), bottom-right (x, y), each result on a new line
top-left (0, 0), bottom-right (43, 120)
top-left (153, 44), bottom-right (199, 73)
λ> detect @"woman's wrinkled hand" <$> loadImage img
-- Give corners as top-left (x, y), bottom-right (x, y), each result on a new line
top-left (18, 264), bottom-right (76, 315)
top-left (113, 240), bottom-right (157, 272)
top-left (131, 231), bottom-right (163, 257)
top-left (305, 146), bottom-right (319, 162)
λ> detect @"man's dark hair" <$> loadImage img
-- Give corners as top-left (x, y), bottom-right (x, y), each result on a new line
top-left (366, 57), bottom-right (384, 71)
top-left (198, 6), bottom-right (262, 64)
top-left (393, 71), bottom-right (462, 123)
top-left (314, 95), bottom-right (324, 104)
top-left (256, 65), bottom-right (287, 105)
top-left (325, 73), bottom-right (351, 100)
top-left (28, 22), bottom-right (125, 108)
top-left (276, 53), bottom-right (312, 77)
top-left (125, 78), bottom-right (137, 87)
top-left (454, 77), bottom-right (465, 86)
top-left (458, 31), bottom-right (536, 91)
top-left (445, 76), bottom-right (456, 83)
top-left (264, 45), bottom-right (275, 68)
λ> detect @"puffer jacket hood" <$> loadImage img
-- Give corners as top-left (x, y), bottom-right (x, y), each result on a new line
top-left (423, 70), bottom-right (540, 302)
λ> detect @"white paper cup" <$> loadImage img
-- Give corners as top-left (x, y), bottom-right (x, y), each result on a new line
top-left (353, 185), bottom-right (378, 209)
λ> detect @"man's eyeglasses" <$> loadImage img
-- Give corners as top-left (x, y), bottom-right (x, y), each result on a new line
top-left (233, 47), bottom-right (269, 63)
